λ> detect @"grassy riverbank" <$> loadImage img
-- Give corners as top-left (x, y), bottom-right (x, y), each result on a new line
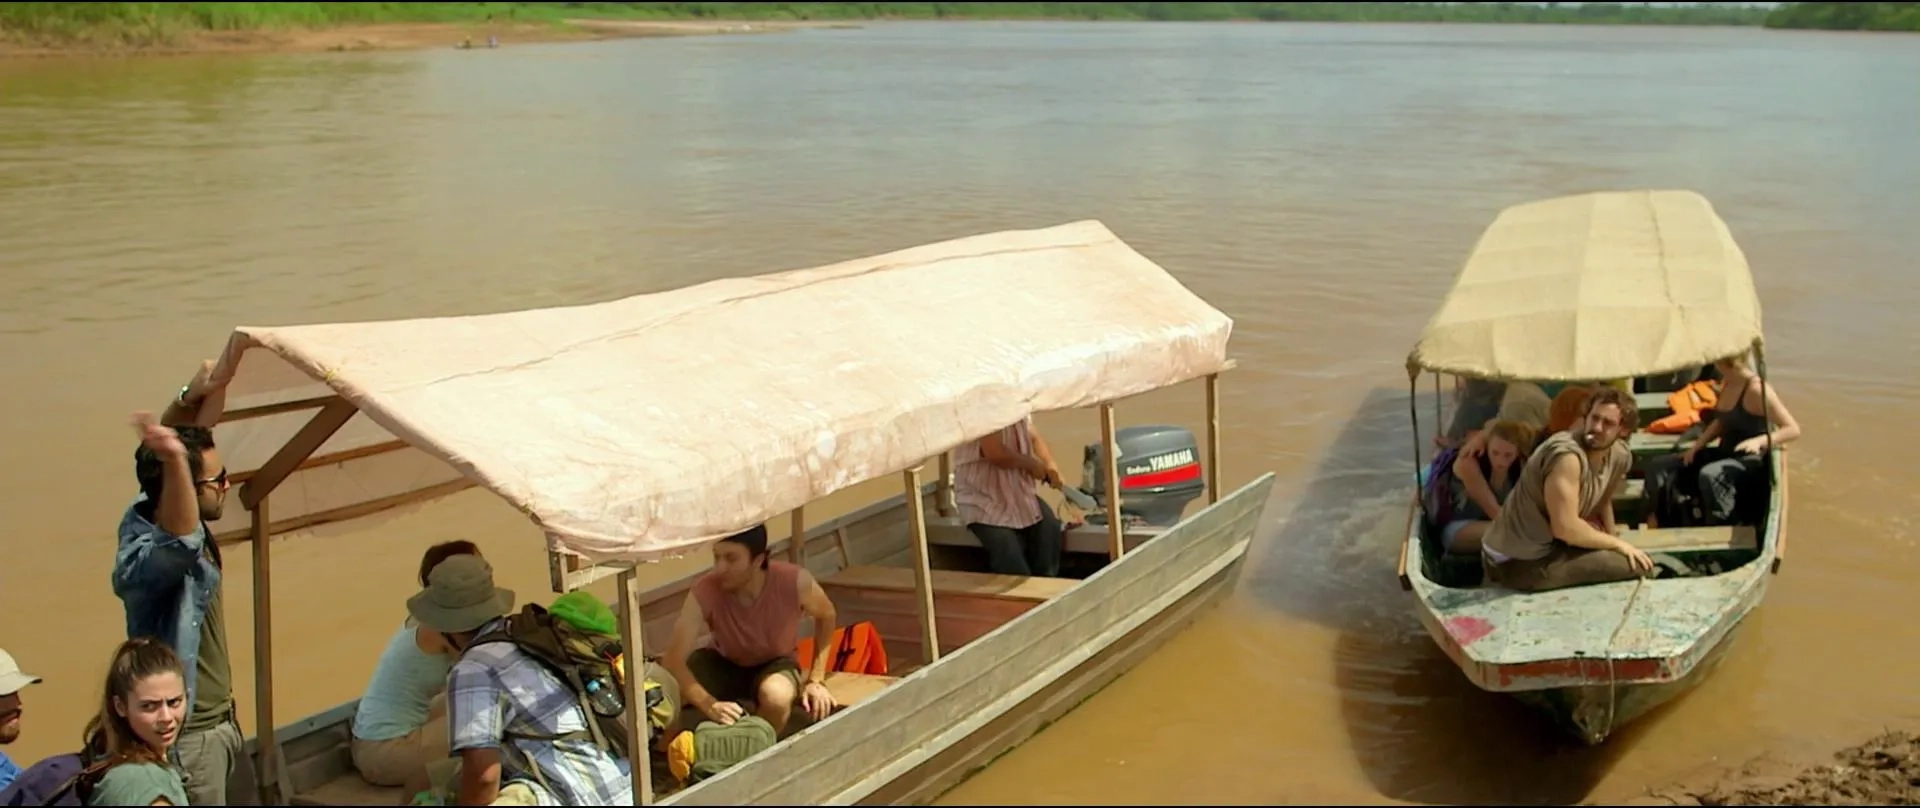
top-left (0, 2), bottom-right (1779, 53)
top-left (1764, 2), bottom-right (1920, 31)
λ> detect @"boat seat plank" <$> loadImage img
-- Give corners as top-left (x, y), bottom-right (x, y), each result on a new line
top-left (293, 774), bottom-right (404, 807)
top-left (1620, 525), bottom-right (1755, 553)
top-left (822, 671), bottom-right (898, 707)
top-left (925, 514), bottom-right (1163, 555)
top-left (1629, 430), bottom-right (1691, 454)
top-left (824, 564), bottom-right (1077, 603)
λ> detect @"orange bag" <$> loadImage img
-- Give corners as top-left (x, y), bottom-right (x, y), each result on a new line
top-left (795, 620), bottom-right (889, 676)
top-left (1648, 380), bottom-right (1719, 435)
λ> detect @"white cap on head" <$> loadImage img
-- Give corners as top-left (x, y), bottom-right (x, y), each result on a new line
top-left (0, 648), bottom-right (42, 696)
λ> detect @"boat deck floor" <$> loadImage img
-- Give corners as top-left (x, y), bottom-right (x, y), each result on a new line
top-left (294, 671), bottom-right (902, 806)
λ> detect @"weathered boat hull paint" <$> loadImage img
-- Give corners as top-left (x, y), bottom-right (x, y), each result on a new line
top-left (1401, 447), bottom-right (1787, 745)
top-left (1512, 614), bottom-right (1746, 746)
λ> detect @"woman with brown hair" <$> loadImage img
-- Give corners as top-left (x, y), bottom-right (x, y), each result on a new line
top-left (83, 637), bottom-right (191, 806)
top-left (349, 540), bottom-right (484, 793)
top-left (1441, 418), bottom-right (1540, 554)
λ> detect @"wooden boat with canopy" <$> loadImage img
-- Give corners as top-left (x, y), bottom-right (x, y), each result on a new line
top-left (1398, 189), bottom-right (1789, 745)
top-left (193, 219), bottom-right (1276, 805)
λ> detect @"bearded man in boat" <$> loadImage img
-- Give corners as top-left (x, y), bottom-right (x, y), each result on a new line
top-left (1480, 386), bottom-right (1656, 592)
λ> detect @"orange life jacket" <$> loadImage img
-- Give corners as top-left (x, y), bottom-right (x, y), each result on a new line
top-left (795, 620), bottom-right (889, 676)
top-left (1649, 380), bottom-right (1720, 434)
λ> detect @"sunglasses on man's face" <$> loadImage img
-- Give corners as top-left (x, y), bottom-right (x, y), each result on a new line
top-left (197, 468), bottom-right (230, 490)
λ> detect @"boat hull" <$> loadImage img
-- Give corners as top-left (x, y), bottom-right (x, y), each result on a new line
top-left (236, 472), bottom-right (1277, 806)
top-left (1510, 613), bottom-right (1746, 746)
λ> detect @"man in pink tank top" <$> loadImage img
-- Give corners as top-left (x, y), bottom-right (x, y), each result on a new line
top-left (663, 525), bottom-right (842, 735)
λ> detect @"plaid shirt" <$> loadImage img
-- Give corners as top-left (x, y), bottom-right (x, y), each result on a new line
top-left (447, 618), bottom-right (633, 806)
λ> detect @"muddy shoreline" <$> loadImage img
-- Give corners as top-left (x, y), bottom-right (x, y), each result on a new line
top-left (1620, 730), bottom-right (1920, 806)
top-left (0, 18), bottom-right (853, 59)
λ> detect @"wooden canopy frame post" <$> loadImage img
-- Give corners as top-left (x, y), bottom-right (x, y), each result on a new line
top-left (231, 396), bottom-right (357, 806)
top-left (789, 507), bottom-right (806, 565)
top-left (1205, 373), bottom-right (1222, 505)
top-left (1098, 403), bottom-right (1125, 561)
top-left (614, 567), bottom-right (656, 806)
top-left (901, 466), bottom-right (942, 664)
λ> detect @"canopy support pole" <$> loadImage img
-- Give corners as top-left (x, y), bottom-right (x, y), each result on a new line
top-left (789, 507), bottom-right (806, 565)
top-left (615, 569), bottom-right (655, 805)
top-left (902, 467), bottom-right (941, 664)
top-left (1204, 373), bottom-right (1222, 505)
top-left (233, 399), bottom-right (356, 806)
top-left (250, 502), bottom-right (284, 806)
top-left (1099, 403), bottom-right (1125, 561)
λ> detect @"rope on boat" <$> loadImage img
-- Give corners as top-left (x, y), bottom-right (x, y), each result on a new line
top-left (1602, 574), bottom-right (1648, 740)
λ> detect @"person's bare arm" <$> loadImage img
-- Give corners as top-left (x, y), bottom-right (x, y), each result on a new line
top-left (1545, 454), bottom-right (1625, 551)
top-left (160, 360), bottom-right (227, 428)
top-left (663, 594), bottom-right (720, 715)
top-left (1754, 382), bottom-right (1802, 449)
top-left (979, 428), bottom-right (1046, 480)
top-left (797, 569), bottom-right (840, 720)
top-left (797, 570), bottom-right (838, 685)
top-left (132, 415), bottom-right (203, 539)
top-left (1028, 424), bottom-right (1064, 485)
top-left (1598, 466), bottom-right (1626, 535)
top-left (1686, 416), bottom-right (1724, 464)
top-left (1452, 452), bottom-right (1501, 520)
top-left (456, 748), bottom-right (503, 806)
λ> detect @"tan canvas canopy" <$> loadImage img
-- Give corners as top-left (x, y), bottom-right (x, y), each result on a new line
top-left (1407, 189), bottom-right (1764, 383)
top-left (200, 219), bottom-right (1234, 564)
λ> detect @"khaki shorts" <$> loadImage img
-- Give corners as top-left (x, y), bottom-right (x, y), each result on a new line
top-left (350, 694), bottom-right (448, 787)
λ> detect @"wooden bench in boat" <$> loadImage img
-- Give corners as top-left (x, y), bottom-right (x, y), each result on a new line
top-left (820, 565), bottom-right (1078, 661)
top-left (1618, 525), bottom-right (1757, 553)
top-left (824, 564), bottom-right (1078, 603)
top-left (924, 513), bottom-right (1166, 555)
top-left (288, 672), bottom-right (902, 806)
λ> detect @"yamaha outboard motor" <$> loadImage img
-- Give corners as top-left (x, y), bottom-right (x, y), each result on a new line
top-left (1076, 425), bottom-right (1206, 528)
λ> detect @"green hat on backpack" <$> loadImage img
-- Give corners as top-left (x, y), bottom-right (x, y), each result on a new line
top-left (548, 591), bottom-right (617, 636)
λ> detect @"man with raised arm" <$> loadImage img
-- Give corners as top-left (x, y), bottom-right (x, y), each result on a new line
top-left (114, 360), bottom-right (252, 806)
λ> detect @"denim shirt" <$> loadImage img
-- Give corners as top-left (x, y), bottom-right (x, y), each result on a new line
top-left (112, 493), bottom-right (220, 707)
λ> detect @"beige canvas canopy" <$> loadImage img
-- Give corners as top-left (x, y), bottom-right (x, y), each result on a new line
top-left (1407, 189), bottom-right (1764, 383)
top-left (200, 219), bottom-right (1234, 564)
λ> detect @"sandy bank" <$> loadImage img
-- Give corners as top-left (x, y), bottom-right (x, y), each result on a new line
top-left (0, 18), bottom-right (853, 59)
top-left (1625, 730), bottom-right (1920, 806)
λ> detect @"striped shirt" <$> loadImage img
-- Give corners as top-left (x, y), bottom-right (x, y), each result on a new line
top-left (447, 618), bottom-right (633, 806)
top-left (953, 417), bottom-right (1045, 530)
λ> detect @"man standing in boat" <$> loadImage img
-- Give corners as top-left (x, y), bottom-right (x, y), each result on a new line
top-left (1481, 386), bottom-right (1656, 591)
top-left (113, 360), bottom-right (254, 807)
top-left (953, 415), bottom-right (1069, 577)
top-left (664, 525), bottom-right (842, 736)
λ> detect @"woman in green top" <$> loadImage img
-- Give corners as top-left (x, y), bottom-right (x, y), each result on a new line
top-left (83, 638), bottom-right (192, 806)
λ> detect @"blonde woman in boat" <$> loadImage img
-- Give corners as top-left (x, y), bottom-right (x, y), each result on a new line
top-left (80, 638), bottom-right (191, 806)
top-left (349, 541), bottom-right (482, 796)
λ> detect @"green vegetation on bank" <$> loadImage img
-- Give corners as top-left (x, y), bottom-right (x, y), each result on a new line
top-left (1764, 2), bottom-right (1920, 31)
top-left (564, 3), bottom-right (1772, 25)
top-left (0, 2), bottom-right (1780, 48)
